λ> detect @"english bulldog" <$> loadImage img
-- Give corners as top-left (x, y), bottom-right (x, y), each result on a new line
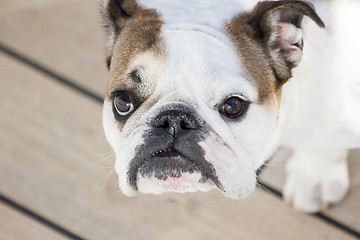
top-left (101, 0), bottom-right (360, 212)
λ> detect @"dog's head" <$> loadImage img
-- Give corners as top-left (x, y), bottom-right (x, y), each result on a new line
top-left (102, 0), bottom-right (324, 199)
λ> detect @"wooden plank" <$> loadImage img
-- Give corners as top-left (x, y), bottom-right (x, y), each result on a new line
top-left (0, 53), bottom-right (358, 240)
top-left (0, 202), bottom-right (68, 240)
top-left (259, 148), bottom-right (360, 232)
top-left (0, 0), bottom-right (108, 97)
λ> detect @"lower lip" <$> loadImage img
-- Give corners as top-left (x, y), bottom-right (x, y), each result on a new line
top-left (137, 172), bottom-right (215, 194)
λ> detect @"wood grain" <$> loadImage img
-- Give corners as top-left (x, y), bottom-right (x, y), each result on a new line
top-left (0, 0), bottom-right (108, 97)
top-left (0, 51), bottom-right (358, 240)
top-left (0, 203), bottom-right (68, 240)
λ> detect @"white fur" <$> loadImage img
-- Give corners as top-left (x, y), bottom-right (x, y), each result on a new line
top-left (277, 1), bottom-right (360, 212)
top-left (137, 0), bottom-right (258, 29)
top-left (283, 149), bottom-right (349, 212)
top-left (199, 132), bottom-right (256, 199)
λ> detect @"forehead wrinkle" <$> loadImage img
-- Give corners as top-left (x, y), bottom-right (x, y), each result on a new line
top-left (162, 23), bottom-right (234, 49)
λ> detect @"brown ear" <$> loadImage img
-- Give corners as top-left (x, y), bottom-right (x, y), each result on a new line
top-left (103, 0), bottom-right (140, 69)
top-left (249, 0), bottom-right (325, 85)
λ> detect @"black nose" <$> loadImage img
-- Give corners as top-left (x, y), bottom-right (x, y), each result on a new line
top-left (152, 110), bottom-right (199, 137)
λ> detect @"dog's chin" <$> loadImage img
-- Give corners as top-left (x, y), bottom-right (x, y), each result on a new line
top-left (137, 172), bottom-right (216, 194)
top-left (136, 154), bottom-right (217, 194)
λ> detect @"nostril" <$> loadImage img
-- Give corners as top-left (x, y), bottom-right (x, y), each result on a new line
top-left (180, 118), bottom-right (197, 130)
top-left (180, 119), bottom-right (187, 130)
top-left (162, 119), bottom-right (169, 129)
top-left (180, 119), bottom-right (195, 130)
top-left (154, 116), bottom-right (170, 129)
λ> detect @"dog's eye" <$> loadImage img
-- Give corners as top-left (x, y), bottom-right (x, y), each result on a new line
top-left (114, 93), bottom-right (134, 116)
top-left (219, 97), bottom-right (245, 118)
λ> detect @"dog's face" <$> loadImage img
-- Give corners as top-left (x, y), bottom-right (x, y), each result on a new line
top-left (102, 0), bottom-right (324, 199)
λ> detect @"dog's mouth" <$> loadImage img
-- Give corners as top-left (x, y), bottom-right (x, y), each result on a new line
top-left (138, 147), bottom-right (206, 180)
top-left (128, 146), bottom-right (222, 194)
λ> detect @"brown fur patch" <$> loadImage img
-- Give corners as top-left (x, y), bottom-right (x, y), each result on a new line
top-left (225, 14), bottom-right (280, 104)
top-left (104, 5), bottom-right (164, 131)
top-left (107, 8), bottom-right (163, 95)
top-left (225, 1), bottom-right (324, 104)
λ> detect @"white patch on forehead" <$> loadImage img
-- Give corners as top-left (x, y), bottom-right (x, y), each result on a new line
top-left (137, 0), bottom-right (258, 29)
top-left (158, 28), bottom-right (257, 103)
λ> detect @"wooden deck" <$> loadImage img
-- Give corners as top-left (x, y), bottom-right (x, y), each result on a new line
top-left (0, 1), bottom-right (359, 239)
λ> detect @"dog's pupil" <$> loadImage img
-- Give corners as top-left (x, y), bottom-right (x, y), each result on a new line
top-left (224, 97), bottom-right (242, 117)
top-left (115, 94), bottom-right (132, 112)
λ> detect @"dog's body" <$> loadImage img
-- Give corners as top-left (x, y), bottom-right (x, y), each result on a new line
top-left (270, 0), bottom-right (360, 212)
top-left (102, 0), bottom-right (360, 212)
